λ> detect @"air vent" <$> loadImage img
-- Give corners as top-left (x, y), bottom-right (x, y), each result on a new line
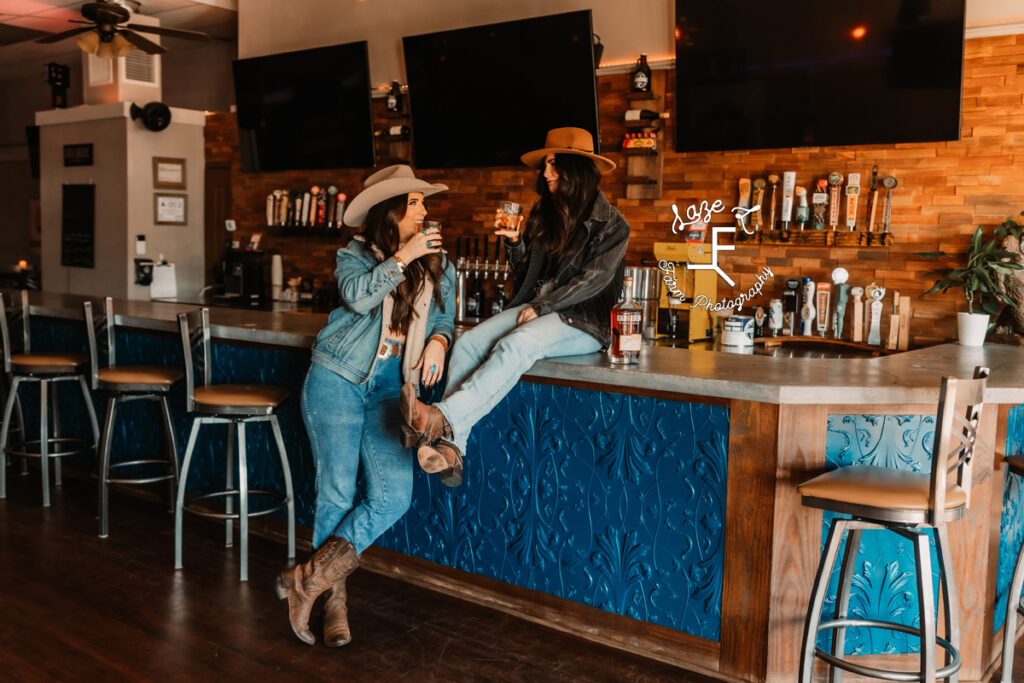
top-left (124, 50), bottom-right (155, 83)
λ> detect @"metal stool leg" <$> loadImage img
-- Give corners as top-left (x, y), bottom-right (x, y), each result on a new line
top-left (174, 419), bottom-right (202, 571)
top-left (39, 380), bottom-right (50, 507)
top-left (0, 376), bottom-right (22, 499)
top-left (831, 528), bottom-right (863, 683)
top-left (270, 415), bottom-right (295, 560)
top-left (97, 396), bottom-right (117, 538)
top-left (78, 376), bottom-right (100, 451)
top-left (911, 529), bottom-right (937, 682)
top-left (935, 526), bottom-right (960, 683)
top-left (225, 423), bottom-right (234, 548)
top-left (237, 420), bottom-right (248, 582)
top-left (158, 396), bottom-right (179, 513)
top-left (1003, 525), bottom-right (1024, 683)
top-left (801, 518), bottom-right (848, 683)
top-left (14, 393), bottom-right (27, 476)
top-left (50, 382), bottom-right (60, 488)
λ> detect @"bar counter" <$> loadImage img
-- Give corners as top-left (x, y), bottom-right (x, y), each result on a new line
top-left (14, 290), bottom-right (1024, 682)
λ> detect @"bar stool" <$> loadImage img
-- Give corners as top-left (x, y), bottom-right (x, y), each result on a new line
top-left (1001, 455), bottom-right (1024, 682)
top-left (174, 308), bottom-right (295, 581)
top-left (0, 360), bottom-right (26, 478)
top-left (0, 290), bottom-right (100, 506)
top-left (84, 298), bottom-right (182, 538)
top-left (797, 366), bottom-right (989, 682)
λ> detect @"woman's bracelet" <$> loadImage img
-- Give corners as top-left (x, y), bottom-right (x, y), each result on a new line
top-left (393, 255), bottom-right (406, 273)
top-left (428, 335), bottom-right (449, 352)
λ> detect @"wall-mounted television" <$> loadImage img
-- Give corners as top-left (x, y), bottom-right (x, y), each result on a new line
top-left (403, 10), bottom-right (599, 169)
top-left (233, 41), bottom-right (375, 172)
top-left (675, 0), bottom-right (965, 153)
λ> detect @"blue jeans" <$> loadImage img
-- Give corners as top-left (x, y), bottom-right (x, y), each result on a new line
top-left (436, 305), bottom-right (602, 453)
top-left (302, 348), bottom-right (412, 553)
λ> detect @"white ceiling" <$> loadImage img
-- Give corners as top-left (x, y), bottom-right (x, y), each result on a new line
top-left (0, 0), bottom-right (237, 80)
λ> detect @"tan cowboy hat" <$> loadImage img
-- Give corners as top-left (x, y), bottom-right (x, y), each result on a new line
top-left (520, 127), bottom-right (616, 175)
top-left (344, 164), bottom-right (448, 227)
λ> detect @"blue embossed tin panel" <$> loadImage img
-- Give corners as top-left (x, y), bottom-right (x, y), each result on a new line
top-left (376, 384), bottom-right (730, 641)
top-left (996, 404), bottom-right (1024, 633)
top-left (819, 414), bottom-right (939, 655)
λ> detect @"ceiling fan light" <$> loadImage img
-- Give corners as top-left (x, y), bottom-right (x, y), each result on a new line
top-left (95, 41), bottom-right (116, 60)
top-left (76, 30), bottom-right (100, 54)
top-left (111, 34), bottom-right (134, 57)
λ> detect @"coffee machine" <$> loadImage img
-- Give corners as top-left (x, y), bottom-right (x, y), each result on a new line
top-left (652, 242), bottom-right (718, 343)
top-left (218, 250), bottom-right (268, 307)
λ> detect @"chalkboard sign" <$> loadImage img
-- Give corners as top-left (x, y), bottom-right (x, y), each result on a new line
top-left (61, 184), bottom-right (95, 268)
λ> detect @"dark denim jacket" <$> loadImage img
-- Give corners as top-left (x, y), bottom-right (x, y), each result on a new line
top-left (506, 192), bottom-right (630, 347)
top-left (311, 239), bottom-right (455, 384)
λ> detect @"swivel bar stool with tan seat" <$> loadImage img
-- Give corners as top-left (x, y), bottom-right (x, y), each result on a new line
top-left (798, 366), bottom-right (989, 682)
top-left (1000, 455), bottom-right (1024, 682)
top-left (174, 308), bottom-right (295, 581)
top-left (84, 298), bottom-right (182, 538)
top-left (0, 290), bottom-right (100, 506)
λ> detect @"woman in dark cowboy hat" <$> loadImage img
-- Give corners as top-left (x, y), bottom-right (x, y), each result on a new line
top-left (400, 127), bottom-right (631, 485)
top-left (276, 165), bottom-right (455, 647)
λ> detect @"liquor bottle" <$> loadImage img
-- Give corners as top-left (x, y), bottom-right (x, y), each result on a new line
top-left (624, 109), bottom-right (670, 121)
top-left (387, 125), bottom-right (410, 139)
top-left (491, 283), bottom-right (507, 316)
top-left (630, 54), bottom-right (652, 93)
top-left (386, 81), bottom-right (402, 113)
top-left (609, 275), bottom-right (642, 364)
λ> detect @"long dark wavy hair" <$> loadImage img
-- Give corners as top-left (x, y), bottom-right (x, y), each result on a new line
top-left (523, 153), bottom-right (602, 263)
top-left (363, 194), bottom-right (445, 336)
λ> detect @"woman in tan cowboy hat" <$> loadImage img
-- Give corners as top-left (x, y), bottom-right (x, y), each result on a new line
top-left (399, 127), bottom-right (631, 485)
top-left (276, 164), bottom-right (455, 648)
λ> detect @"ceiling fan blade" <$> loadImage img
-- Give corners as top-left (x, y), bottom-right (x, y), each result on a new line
top-left (123, 23), bottom-right (211, 42)
top-left (119, 29), bottom-right (167, 55)
top-left (35, 26), bottom-right (94, 44)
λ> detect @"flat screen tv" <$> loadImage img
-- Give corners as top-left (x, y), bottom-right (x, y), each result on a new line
top-left (675, 0), bottom-right (965, 153)
top-left (233, 42), bottom-right (375, 171)
top-left (403, 10), bottom-right (599, 169)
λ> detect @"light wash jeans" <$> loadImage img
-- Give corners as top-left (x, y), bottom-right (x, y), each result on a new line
top-left (436, 304), bottom-right (601, 454)
top-left (302, 346), bottom-right (412, 553)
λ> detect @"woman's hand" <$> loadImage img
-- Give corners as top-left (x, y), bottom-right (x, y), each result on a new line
top-left (414, 338), bottom-right (447, 387)
top-left (395, 226), bottom-right (442, 265)
top-left (493, 210), bottom-right (523, 243)
top-left (516, 306), bottom-right (538, 326)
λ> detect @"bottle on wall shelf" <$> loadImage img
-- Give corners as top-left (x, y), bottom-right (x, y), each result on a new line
top-left (609, 275), bottom-right (642, 364)
top-left (386, 80), bottom-right (402, 113)
top-left (624, 109), bottom-right (669, 121)
top-left (630, 53), bottom-right (652, 93)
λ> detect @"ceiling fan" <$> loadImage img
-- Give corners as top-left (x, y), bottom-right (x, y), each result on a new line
top-left (35, 0), bottom-right (210, 58)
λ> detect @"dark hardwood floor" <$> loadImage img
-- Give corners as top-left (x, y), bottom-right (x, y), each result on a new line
top-left (0, 467), bottom-right (719, 682)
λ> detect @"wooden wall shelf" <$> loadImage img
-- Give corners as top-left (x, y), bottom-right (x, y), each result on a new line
top-left (627, 92), bottom-right (661, 101)
top-left (624, 119), bottom-right (663, 130)
top-left (624, 74), bottom-right (665, 200)
top-left (734, 230), bottom-right (894, 247)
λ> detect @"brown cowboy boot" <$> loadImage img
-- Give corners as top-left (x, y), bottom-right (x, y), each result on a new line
top-left (417, 439), bottom-right (463, 487)
top-left (274, 537), bottom-right (359, 645)
top-left (400, 381), bottom-right (453, 447)
top-left (322, 561), bottom-right (359, 647)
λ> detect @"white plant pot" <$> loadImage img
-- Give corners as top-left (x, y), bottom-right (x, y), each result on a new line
top-left (957, 312), bottom-right (990, 346)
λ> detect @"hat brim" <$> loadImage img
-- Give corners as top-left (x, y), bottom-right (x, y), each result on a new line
top-left (520, 147), bottom-right (616, 175)
top-left (343, 178), bottom-right (449, 227)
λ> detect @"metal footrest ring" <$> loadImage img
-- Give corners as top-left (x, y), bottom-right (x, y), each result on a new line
top-left (105, 459), bottom-right (176, 486)
top-left (815, 618), bottom-right (960, 681)
top-left (183, 489), bottom-right (287, 520)
top-left (5, 437), bottom-right (94, 459)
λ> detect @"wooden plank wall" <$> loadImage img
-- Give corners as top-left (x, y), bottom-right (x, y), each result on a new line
top-left (206, 34), bottom-right (1024, 347)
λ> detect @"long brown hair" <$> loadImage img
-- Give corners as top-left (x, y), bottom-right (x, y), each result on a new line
top-left (523, 153), bottom-right (601, 263)
top-left (363, 194), bottom-right (446, 336)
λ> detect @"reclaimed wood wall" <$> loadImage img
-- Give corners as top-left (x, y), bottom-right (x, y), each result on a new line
top-left (206, 34), bottom-right (1024, 347)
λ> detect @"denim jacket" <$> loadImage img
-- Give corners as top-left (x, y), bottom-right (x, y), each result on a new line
top-left (311, 238), bottom-right (455, 385)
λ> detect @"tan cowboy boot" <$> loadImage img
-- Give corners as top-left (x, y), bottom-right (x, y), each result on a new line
top-left (322, 563), bottom-right (359, 647)
top-left (417, 439), bottom-right (463, 487)
top-left (400, 382), bottom-right (453, 447)
top-left (274, 537), bottom-right (359, 645)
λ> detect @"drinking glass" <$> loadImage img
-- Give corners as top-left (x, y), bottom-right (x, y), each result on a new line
top-left (423, 220), bottom-right (441, 248)
top-left (498, 201), bottom-right (522, 230)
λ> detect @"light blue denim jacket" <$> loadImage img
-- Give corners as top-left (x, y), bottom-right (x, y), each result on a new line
top-left (310, 238), bottom-right (455, 385)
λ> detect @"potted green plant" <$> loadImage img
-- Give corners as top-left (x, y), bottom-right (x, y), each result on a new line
top-left (923, 223), bottom-right (1023, 346)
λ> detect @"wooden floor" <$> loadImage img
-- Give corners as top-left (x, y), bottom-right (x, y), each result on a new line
top-left (0, 467), bottom-right (720, 682)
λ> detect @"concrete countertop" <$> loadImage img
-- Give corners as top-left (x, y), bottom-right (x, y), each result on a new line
top-left (19, 291), bottom-right (1024, 406)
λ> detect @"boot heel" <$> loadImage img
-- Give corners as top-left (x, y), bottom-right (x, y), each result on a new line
top-left (274, 574), bottom-right (289, 600)
top-left (400, 424), bottom-right (422, 449)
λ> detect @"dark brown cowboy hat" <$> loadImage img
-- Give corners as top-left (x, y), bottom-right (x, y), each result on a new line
top-left (520, 127), bottom-right (616, 175)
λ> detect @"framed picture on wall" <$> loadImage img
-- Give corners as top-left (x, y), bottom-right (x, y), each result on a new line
top-left (153, 157), bottom-right (186, 189)
top-left (154, 193), bottom-right (187, 225)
